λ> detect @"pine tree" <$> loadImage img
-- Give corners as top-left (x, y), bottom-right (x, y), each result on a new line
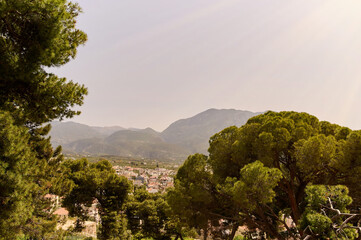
top-left (0, 0), bottom-right (87, 237)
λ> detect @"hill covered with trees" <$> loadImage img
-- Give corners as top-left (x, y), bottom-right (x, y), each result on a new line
top-left (50, 109), bottom-right (260, 161)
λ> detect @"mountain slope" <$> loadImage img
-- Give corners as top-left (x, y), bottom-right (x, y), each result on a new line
top-left (50, 109), bottom-right (260, 161)
top-left (50, 121), bottom-right (103, 146)
top-left (91, 126), bottom-right (125, 135)
top-left (64, 128), bottom-right (190, 161)
top-left (161, 109), bottom-right (260, 153)
top-left (50, 122), bottom-right (124, 146)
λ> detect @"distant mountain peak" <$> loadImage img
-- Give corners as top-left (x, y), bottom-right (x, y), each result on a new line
top-left (161, 109), bottom-right (260, 153)
top-left (50, 109), bottom-right (261, 161)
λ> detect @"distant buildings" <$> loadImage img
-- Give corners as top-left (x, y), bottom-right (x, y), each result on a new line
top-left (113, 166), bottom-right (175, 193)
top-left (47, 194), bottom-right (98, 238)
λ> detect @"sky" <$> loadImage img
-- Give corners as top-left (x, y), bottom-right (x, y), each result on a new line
top-left (52, 0), bottom-right (361, 132)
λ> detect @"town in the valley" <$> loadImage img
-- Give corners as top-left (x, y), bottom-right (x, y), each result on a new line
top-left (113, 165), bottom-right (175, 193)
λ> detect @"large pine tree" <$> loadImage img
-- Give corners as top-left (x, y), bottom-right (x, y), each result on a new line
top-left (0, 0), bottom-right (87, 238)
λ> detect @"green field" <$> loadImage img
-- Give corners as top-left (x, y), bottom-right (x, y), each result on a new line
top-left (65, 154), bottom-right (180, 170)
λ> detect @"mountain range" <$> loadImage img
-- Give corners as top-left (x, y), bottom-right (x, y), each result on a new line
top-left (50, 109), bottom-right (260, 161)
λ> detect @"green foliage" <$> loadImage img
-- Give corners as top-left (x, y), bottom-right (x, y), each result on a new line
top-left (208, 126), bottom-right (241, 180)
top-left (62, 158), bottom-right (132, 240)
top-left (168, 154), bottom-right (215, 233)
top-left (126, 187), bottom-right (174, 240)
top-left (338, 131), bottom-right (361, 208)
top-left (99, 211), bottom-right (131, 240)
top-left (299, 185), bottom-right (357, 239)
top-left (233, 236), bottom-right (245, 240)
top-left (0, 112), bottom-right (66, 239)
top-left (0, 111), bottom-right (35, 238)
top-left (169, 111), bottom-right (361, 239)
top-left (210, 111), bottom-right (361, 214)
top-left (294, 134), bottom-right (337, 182)
top-left (0, 0), bottom-right (87, 238)
top-left (0, 0), bottom-right (87, 126)
top-left (304, 185), bottom-right (352, 212)
top-left (302, 212), bottom-right (333, 237)
top-left (230, 161), bottom-right (282, 211)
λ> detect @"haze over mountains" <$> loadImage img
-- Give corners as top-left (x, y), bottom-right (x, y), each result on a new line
top-left (50, 109), bottom-right (260, 161)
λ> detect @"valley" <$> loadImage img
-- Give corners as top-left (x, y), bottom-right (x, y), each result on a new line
top-left (51, 108), bottom-right (260, 162)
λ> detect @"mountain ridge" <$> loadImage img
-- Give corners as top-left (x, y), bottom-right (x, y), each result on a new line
top-left (50, 109), bottom-right (261, 161)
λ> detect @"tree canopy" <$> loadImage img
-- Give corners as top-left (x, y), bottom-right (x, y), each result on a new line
top-left (0, 111), bottom-right (35, 238)
top-left (0, 0), bottom-right (87, 126)
top-left (61, 158), bottom-right (132, 239)
top-left (300, 185), bottom-right (359, 239)
top-left (0, 0), bottom-right (87, 238)
top-left (125, 187), bottom-right (175, 240)
top-left (169, 111), bottom-right (361, 239)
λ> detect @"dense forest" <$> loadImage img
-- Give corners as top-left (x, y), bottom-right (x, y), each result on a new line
top-left (1, 0), bottom-right (361, 239)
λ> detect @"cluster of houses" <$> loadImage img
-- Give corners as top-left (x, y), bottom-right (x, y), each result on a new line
top-left (44, 194), bottom-right (98, 238)
top-left (113, 166), bottom-right (175, 193)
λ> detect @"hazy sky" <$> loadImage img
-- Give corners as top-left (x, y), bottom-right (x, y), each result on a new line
top-left (52, 0), bottom-right (361, 131)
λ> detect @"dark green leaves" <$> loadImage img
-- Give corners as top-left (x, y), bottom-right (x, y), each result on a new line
top-left (231, 161), bottom-right (282, 211)
top-left (0, 111), bottom-right (35, 238)
top-left (170, 111), bottom-right (361, 239)
top-left (0, 0), bottom-right (87, 126)
top-left (62, 159), bottom-right (132, 239)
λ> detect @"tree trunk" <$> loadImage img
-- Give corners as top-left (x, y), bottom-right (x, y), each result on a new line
top-left (287, 182), bottom-right (301, 224)
top-left (228, 223), bottom-right (239, 240)
top-left (203, 227), bottom-right (208, 240)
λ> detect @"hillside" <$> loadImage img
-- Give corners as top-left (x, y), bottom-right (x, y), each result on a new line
top-left (50, 109), bottom-right (260, 161)
top-left (50, 121), bottom-right (104, 146)
top-left (63, 128), bottom-right (190, 161)
top-left (161, 109), bottom-right (260, 153)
